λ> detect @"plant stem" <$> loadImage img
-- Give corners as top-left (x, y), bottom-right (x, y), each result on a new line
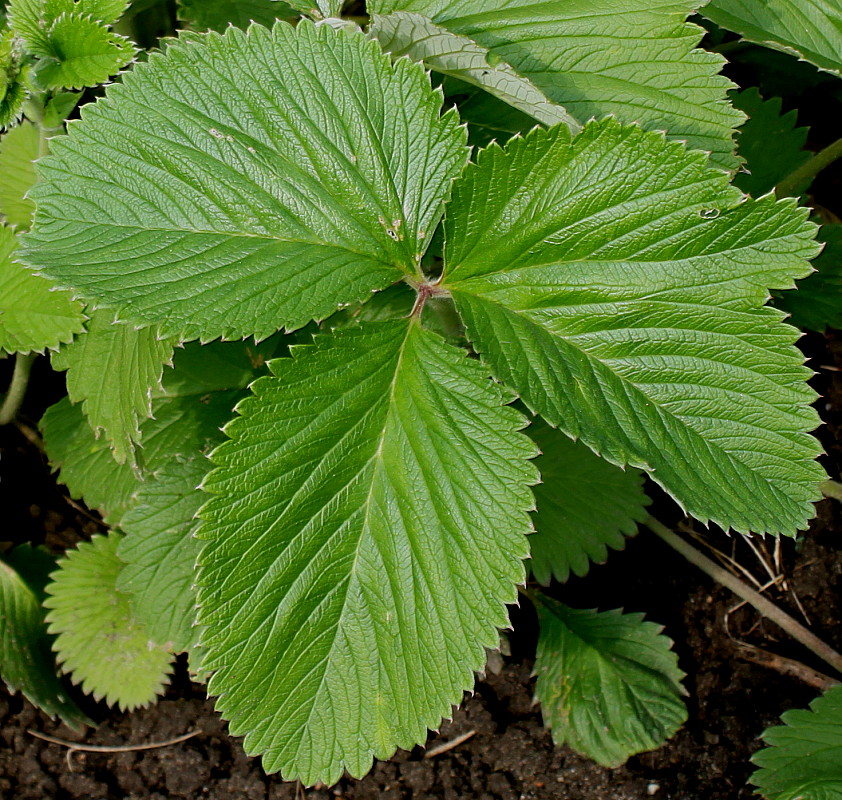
top-left (776, 135), bottom-right (842, 197)
top-left (0, 354), bottom-right (35, 426)
top-left (820, 479), bottom-right (842, 502)
top-left (645, 515), bottom-right (842, 676)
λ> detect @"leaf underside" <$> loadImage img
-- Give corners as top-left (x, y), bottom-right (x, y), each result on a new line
top-left (368, 0), bottom-right (744, 168)
top-left (442, 119), bottom-right (823, 535)
top-left (533, 595), bottom-right (687, 768)
top-left (198, 320), bottom-right (537, 784)
top-left (752, 684), bottom-right (842, 800)
top-left (20, 22), bottom-right (468, 341)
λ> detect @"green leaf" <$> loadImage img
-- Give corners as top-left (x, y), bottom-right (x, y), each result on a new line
top-left (197, 320), bottom-right (538, 783)
top-left (52, 309), bottom-right (175, 465)
top-left (45, 0), bottom-right (130, 25)
top-left (370, 12), bottom-right (580, 132)
top-left (0, 545), bottom-right (91, 728)
top-left (7, 0), bottom-right (49, 50)
top-left (731, 88), bottom-right (811, 198)
top-left (752, 685), bottom-right (842, 800)
top-left (44, 532), bottom-right (174, 710)
top-left (368, 0), bottom-right (743, 169)
top-left (528, 417), bottom-right (648, 585)
top-left (0, 29), bottom-right (27, 129)
top-left (776, 224), bottom-right (842, 333)
top-left (442, 120), bottom-right (824, 536)
top-left (533, 595), bottom-right (686, 768)
top-left (31, 12), bottom-right (135, 90)
top-left (116, 457), bottom-right (207, 653)
top-left (0, 224), bottom-right (85, 354)
top-left (0, 118), bottom-right (39, 228)
top-left (704, 0), bottom-right (842, 77)
top-left (20, 22), bottom-right (468, 341)
top-left (176, 0), bottom-right (296, 31)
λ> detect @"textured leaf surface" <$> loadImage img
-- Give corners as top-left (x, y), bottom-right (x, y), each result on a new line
top-left (753, 685), bottom-right (842, 800)
top-left (176, 0), bottom-right (296, 31)
top-left (1, 28), bottom-right (28, 130)
top-left (533, 595), bottom-right (686, 767)
top-left (0, 224), bottom-right (85, 354)
top-left (0, 119), bottom-right (39, 228)
top-left (21, 22), bottom-right (467, 340)
top-left (528, 418), bottom-right (648, 585)
top-left (705, 0), bottom-right (842, 76)
top-left (370, 12), bottom-right (579, 131)
top-left (443, 120), bottom-right (823, 535)
top-left (731, 88), bottom-right (811, 198)
top-left (777, 224), bottom-right (842, 332)
top-left (52, 310), bottom-right (174, 465)
top-left (0, 545), bottom-right (90, 727)
top-left (198, 320), bottom-right (538, 783)
top-left (116, 457), bottom-right (207, 653)
top-left (368, 0), bottom-right (743, 168)
top-left (44, 532), bottom-right (173, 710)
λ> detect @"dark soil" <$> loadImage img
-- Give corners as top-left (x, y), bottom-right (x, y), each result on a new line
top-left (2, 335), bottom-right (842, 800)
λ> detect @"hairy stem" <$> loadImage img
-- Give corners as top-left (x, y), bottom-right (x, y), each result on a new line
top-left (821, 479), bottom-right (842, 502)
top-left (646, 515), bottom-right (842, 676)
top-left (777, 135), bottom-right (842, 197)
top-left (0, 354), bottom-right (35, 426)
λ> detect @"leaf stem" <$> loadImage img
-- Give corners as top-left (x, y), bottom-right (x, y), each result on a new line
top-left (645, 515), bottom-right (842, 676)
top-left (776, 136), bottom-right (842, 197)
top-left (0, 353), bottom-right (35, 426)
top-left (820, 479), bottom-right (842, 503)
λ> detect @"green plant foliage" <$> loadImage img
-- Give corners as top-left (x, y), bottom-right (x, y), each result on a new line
top-left (116, 457), bottom-right (206, 653)
top-left (0, 119), bottom-right (39, 228)
top-left (776, 224), bottom-right (842, 332)
top-left (752, 684), bottom-right (842, 800)
top-left (0, 224), bottom-right (85, 354)
top-left (705, 0), bottom-right (842, 76)
top-left (533, 595), bottom-right (686, 768)
top-left (0, 545), bottom-right (91, 727)
top-left (369, 11), bottom-right (580, 131)
top-left (528, 418), bottom-right (649, 585)
top-left (21, 22), bottom-right (468, 341)
top-left (368, 0), bottom-right (744, 168)
top-left (0, 29), bottom-right (27, 128)
top-left (45, 0), bottom-right (130, 25)
top-left (176, 0), bottom-right (297, 31)
top-left (52, 310), bottom-right (174, 465)
top-left (198, 320), bottom-right (538, 783)
top-left (441, 120), bottom-right (824, 535)
top-left (44, 532), bottom-right (173, 710)
top-left (731, 88), bottom-right (811, 197)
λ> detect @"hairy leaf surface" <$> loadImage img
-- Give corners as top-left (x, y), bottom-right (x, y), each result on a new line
top-left (533, 595), bottom-right (686, 767)
top-left (368, 0), bottom-right (743, 168)
top-left (0, 545), bottom-right (90, 727)
top-left (443, 120), bottom-right (823, 535)
top-left (21, 22), bottom-right (468, 340)
top-left (44, 533), bottom-right (173, 710)
top-left (370, 12), bottom-right (579, 131)
top-left (528, 418), bottom-right (648, 585)
top-left (0, 119), bottom-right (39, 228)
top-left (705, 0), bottom-right (842, 76)
top-left (752, 685), bottom-right (842, 800)
top-left (0, 225), bottom-right (85, 354)
top-left (198, 320), bottom-right (538, 783)
top-left (53, 310), bottom-right (174, 464)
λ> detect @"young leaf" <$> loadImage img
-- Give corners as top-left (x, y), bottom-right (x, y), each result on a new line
top-left (368, 0), bottom-right (743, 168)
top-left (0, 29), bottom-right (28, 128)
top-left (198, 320), bottom-right (538, 784)
top-left (752, 685), bottom-right (842, 800)
top-left (45, 0), bottom-right (130, 25)
top-left (0, 545), bottom-right (91, 728)
top-left (44, 532), bottom-right (174, 710)
top-left (704, 0), bottom-right (842, 77)
top-left (20, 22), bottom-right (468, 341)
top-left (369, 12), bottom-right (580, 132)
top-left (528, 417), bottom-right (648, 585)
top-left (442, 120), bottom-right (824, 536)
top-left (176, 0), bottom-right (296, 32)
top-left (116, 457), bottom-right (207, 653)
top-left (52, 309), bottom-right (175, 465)
top-left (731, 88), bottom-right (811, 198)
top-left (533, 595), bottom-right (686, 768)
top-left (0, 118), bottom-right (39, 228)
top-left (776, 224), bottom-right (842, 332)
top-left (0, 224), bottom-right (85, 354)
